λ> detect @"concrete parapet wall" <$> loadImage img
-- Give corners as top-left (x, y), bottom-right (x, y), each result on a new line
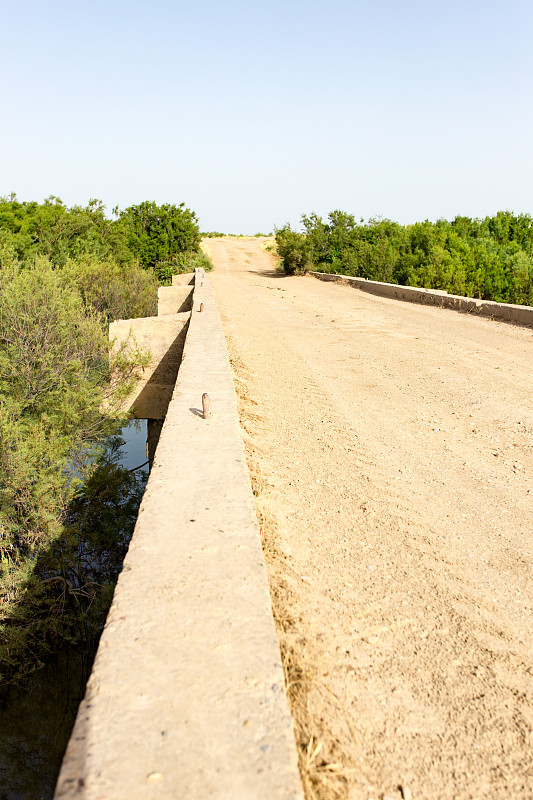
top-left (310, 272), bottom-right (533, 326)
top-left (171, 272), bottom-right (194, 286)
top-left (158, 285), bottom-right (193, 314)
top-left (56, 271), bottom-right (303, 799)
top-left (110, 314), bottom-right (189, 420)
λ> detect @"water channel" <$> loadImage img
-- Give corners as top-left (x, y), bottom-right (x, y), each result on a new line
top-left (0, 421), bottom-right (150, 800)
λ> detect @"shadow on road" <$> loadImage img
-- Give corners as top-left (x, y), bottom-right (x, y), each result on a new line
top-left (247, 269), bottom-right (289, 279)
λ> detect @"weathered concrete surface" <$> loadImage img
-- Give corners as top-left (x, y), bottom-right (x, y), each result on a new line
top-left (110, 314), bottom-right (189, 419)
top-left (311, 271), bottom-right (533, 326)
top-left (171, 272), bottom-right (194, 286)
top-left (55, 270), bottom-right (303, 800)
top-left (158, 286), bottom-right (193, 315)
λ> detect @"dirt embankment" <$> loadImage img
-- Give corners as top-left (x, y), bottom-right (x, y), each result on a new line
top-left (206, 237), bottom-right (533, 800)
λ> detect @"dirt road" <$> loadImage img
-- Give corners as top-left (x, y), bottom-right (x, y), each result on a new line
top-left (206, 237), bottom-right (533, 800)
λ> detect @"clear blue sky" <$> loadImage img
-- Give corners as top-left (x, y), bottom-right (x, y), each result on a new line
top-left (2, 0), bottom-right (532, 232)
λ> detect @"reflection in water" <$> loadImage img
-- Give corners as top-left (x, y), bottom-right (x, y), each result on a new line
top-left (118, 419), bottom-right (148, 471)
top-left (0, 649), bottom-right (88, 800)
top-left (0, 422), bottom-right (150, 800)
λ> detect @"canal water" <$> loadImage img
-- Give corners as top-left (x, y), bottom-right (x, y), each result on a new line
top-left (0, 421), bottom-right (149, 800)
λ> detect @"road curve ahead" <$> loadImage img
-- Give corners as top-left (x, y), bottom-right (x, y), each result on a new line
top-left (207, 237), bottom-right (533, 800)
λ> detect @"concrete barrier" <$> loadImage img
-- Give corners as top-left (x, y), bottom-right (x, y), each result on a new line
top-left (158, 286), bottom-right (193, 314)
top-left (109, 314), bottom-right (189, 420)
top-left (310, 272), bottom-right (533, 327)
top-left (55, 270), bottom-right (303, 800)
top-left (172, 272), bottom-right (195, 286)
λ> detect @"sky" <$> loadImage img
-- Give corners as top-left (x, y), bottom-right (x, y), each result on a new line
top-left (2, 0), bottom-right (532, 233)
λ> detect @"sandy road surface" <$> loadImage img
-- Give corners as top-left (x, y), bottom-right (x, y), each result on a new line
top-left (206, 237), bottom-right (533, 800)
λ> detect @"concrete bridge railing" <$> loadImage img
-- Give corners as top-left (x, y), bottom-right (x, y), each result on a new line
top-left (55, 269), bottom-right (303, 799)
top-left (310, 271), bottom-right (533, 327)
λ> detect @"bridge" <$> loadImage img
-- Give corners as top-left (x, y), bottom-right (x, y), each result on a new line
top-left (55, 266), bottom-right (303, 799)
top-left (56, 238), bottom-right (533, 799)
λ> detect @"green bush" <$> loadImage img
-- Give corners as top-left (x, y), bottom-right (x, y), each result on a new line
top-left (0, 195), bottom-right (203, 286)
top-left (274, 224), bottom-right (312, 275)
top-left (0, 194), bottom-right (206, 683)
top-left (116, 201), bottom-right (201, 272)
top-left (64, 256), bottom-right (158, 321)
top-left (0, 254), bottom-right (147, 684)
top-left (155, 250), bottom-right (213, 286)
top-left (274, 211), bottom-right (533, 305)
top-left (0, 195), bottom-right (121, 267)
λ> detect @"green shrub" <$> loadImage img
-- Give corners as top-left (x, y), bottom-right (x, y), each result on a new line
top-left (0, 195), bottom-right (121, 267)
top-left (116, 201), bottom-right (201, 272)
top-left (0, 254), bottom-right (147, 684)
top-left (274, 210), bottom-right (533, 304)
top-left (274, 224), bottom-right (312, 275)
top-left (0, 194), bottom-right (207, 683)
top-left (64, 256), bottom-right (158, 321)
top-left (155, 250), bottom-right (213, 286)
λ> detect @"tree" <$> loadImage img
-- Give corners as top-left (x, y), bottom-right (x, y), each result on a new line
top-left (117, 201), bottom-right (201, 272)
top-left (0, 254), bottom-right (147, 684)
top-left (273, 209), bottom-right (533, 304)
top-left (64, 255), bottom-right (158, 322)
top-left (274, 224), bottom-right (312, 274)
top-left (0, 195), bottom-right (119, 266)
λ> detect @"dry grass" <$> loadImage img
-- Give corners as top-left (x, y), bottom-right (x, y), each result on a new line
top-left (228, 347), bottom-right (358, 800)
